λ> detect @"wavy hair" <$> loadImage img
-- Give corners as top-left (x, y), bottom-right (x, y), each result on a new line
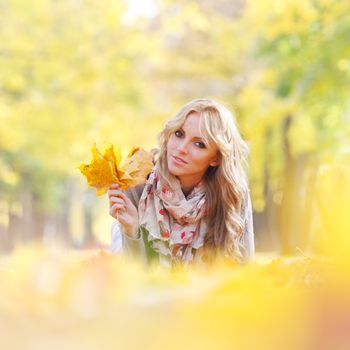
top-left (156, 98), bottom-right (250, 262)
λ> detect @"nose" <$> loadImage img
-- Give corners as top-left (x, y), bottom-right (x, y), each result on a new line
top-left (177, 140), bottom-right (189, 154)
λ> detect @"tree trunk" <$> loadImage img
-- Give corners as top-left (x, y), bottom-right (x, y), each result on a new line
top-left (81, 190), bottom-right (97, 248)
top-left (279, 115), bottom-right (306, 254)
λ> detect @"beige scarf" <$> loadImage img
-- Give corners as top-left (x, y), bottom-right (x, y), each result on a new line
top-left (138, 166), bottom-right (208, 264)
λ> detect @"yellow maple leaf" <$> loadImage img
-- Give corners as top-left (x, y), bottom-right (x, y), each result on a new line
top-left (79, 143), bottom-right (154, 195)
top-left (120, 148), bottom-right (154, 188)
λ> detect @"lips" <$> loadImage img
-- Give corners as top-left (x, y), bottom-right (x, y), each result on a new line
top-left (172, 155), bottom-right (188, 164)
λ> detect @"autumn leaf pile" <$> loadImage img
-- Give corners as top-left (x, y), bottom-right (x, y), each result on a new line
top-left (1, 245), bottom-right (349, 350)
top-left (79, 144), bottom-right (154, 195)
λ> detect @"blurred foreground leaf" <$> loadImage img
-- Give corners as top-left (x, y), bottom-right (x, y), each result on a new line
top-left (2, 245), bottom-right (349, 350)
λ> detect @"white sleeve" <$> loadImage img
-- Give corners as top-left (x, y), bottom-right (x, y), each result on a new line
top-left (243, 193), bottom-right (255, 261)
top-left (109, 221), bottom-right (124, 254)
top-left (239, 189), bottom-right (255, 263)
top-left (109, 221), bottom-right (147, 262)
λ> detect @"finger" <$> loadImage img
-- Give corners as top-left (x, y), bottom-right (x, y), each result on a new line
top-left (110, 204), bottom-right (126, 219)
top-left (110, 196), bottom-right (125, 205)
top-left (109, 183), bottom-right (120, 189)
top-left (111, 203), bottom-right (126, 212)
top-left (110, 191), bottom-right (129, 203)
top-left (108, 189), bottom-right (125, 198)
top-left (108, 187), bottom-right (116, 196)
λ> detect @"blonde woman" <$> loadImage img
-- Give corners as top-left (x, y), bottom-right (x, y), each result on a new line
top-left (108, 98), bottom-right (254, 266)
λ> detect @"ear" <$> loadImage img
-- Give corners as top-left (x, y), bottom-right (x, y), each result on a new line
top-left (209, 154), bottom-right (219, 167)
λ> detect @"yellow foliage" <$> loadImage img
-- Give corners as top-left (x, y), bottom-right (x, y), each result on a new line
top-left (1, 244), bottom-right (349, 350)
top-left (312, 158), bottom-right (350, 260)
top-left (79, 143), bottom-right (154, 195)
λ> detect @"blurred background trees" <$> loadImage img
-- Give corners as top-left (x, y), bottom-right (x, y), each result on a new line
top-left (0, 0), bottom-right (349, 254)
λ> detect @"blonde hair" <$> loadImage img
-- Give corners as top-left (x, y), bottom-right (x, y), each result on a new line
top-left (156, 98), bottom-right (250, 262)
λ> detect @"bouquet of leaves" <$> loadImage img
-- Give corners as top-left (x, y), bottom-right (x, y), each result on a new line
top-left (79, 143), bottom-right (154, 195)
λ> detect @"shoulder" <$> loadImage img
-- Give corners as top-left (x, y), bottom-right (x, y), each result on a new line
top-left (239, 187), bottom-right (255, 262)
top-left (241, 183), bottom-right (250, 200)
top-left (239, 185), bottom-right (251, 211)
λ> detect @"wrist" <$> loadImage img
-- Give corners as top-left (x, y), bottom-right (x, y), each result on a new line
top-left (123, 224), bottom-right (140, 239)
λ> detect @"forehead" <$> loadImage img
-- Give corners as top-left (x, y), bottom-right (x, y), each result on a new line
top-left (181, 112), bottom-right (202, 134)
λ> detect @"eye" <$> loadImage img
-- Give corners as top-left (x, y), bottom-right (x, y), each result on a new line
top-left (195, 141), bottom-right (206, 149)
top-left (174, 130), bottom-right (183, 137)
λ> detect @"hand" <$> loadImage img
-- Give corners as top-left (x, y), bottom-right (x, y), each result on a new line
top-left (108, 184), bottom-right (139, 238)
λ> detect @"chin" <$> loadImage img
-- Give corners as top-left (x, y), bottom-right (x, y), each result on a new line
top-left (167, 155), bottom-right (190, 177)
top-left (168, 165), bottom-right (182, 177)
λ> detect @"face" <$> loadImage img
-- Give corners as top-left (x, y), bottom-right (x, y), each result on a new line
top-left (166, 112), bottom-right (219, 187)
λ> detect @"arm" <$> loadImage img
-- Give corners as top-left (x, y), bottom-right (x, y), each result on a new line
top-left (108, 184), bottom-right (147, 262)
top-left (110, 220), bottom-right (147, 263)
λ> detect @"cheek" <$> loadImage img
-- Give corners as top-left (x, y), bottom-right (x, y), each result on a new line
top-left (191, 151), bottom-right (213, 168)
top-left (193, 147), bottom-right (218, 167)
top-left (166, 135), bottom-right (177, 151)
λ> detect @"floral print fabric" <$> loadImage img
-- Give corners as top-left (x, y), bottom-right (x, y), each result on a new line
top-left (138, 166), bottom-right (208, 264)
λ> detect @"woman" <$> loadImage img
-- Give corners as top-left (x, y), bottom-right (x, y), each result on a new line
top-left (108, 98), bottom-right (254, 267)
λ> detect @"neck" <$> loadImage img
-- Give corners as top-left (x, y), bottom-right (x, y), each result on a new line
top-left (181, 185), bottom-right (194, 197)
top-left (179, 175), bottom-right (203, 197)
